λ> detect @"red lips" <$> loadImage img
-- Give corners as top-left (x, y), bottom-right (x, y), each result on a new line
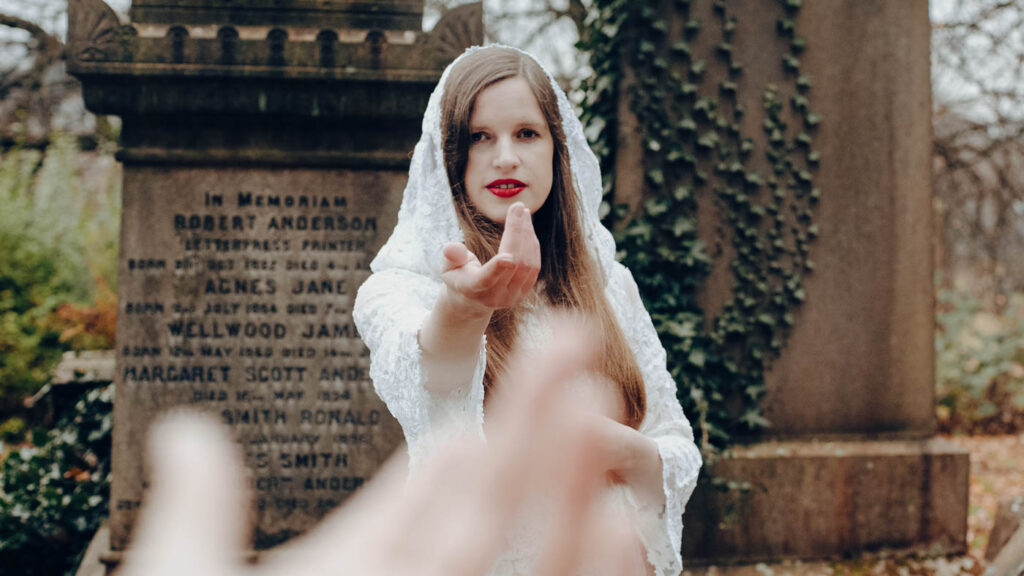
top-left (487, 179), bottom-right (526, 198)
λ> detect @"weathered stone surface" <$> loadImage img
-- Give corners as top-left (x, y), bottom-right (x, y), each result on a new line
top-left (986, 526), bottom-right (1024, 576)
top-left (68, 1), bottom-right (482, 77)
top-left (666, 0), bottom-right (935, 438)
top-left (50, 350), bottom-right (116, 385)
top-left (988, 496), bottom-right (1024, 561)
top-left (109, 167), bottom-right (407, 550)
top-left (758, 0), bottom-right (936, 437)
top-left (73, 522), bottom-right (109, 576)
top-left (682, 439), bottom-right (969, 563)
top-left (129, 0), bottom-right (424, 29)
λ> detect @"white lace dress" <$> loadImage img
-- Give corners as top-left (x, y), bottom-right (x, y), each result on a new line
top-left (352, 45), bottom-right (702, 576)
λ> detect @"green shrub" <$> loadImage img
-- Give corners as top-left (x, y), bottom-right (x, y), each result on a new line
top-left (935, 289), bottom-right (1024, 433)
top-left (0, 384), bottom-right (113, 576)
top-left (0, 417), bottom-right (25, 444)
top-left (0, 136), bottom-right (120, 402)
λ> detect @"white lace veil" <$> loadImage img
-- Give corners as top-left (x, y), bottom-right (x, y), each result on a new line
top-left (369, 45), bottom-right (618, 282)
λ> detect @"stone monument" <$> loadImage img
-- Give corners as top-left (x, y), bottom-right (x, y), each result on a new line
top-left (67, 0), bottom-right (482, 567)
top-left (592, 0), bottom-right (971, 564)
top-left (649, 0), bottom-right (968, 563)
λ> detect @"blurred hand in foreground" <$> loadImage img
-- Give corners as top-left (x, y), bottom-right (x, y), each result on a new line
top-left (120, 319), bottom-right (639, 576)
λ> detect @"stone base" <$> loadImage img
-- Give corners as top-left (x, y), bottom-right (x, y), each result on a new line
top-left (682, 438), bottom-right (969, 564)
top-left (74, 523), bottom-right (109, 576)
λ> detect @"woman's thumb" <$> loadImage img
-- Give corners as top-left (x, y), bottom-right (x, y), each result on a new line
top-left (442, 243), bottom-right (475, 271)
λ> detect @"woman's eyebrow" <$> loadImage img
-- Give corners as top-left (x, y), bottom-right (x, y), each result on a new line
top-left (471, 117), bottom-right (546, 129)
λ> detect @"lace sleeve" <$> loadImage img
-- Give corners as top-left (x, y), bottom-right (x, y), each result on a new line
top-left (353, 269), bottom-right (487, 468)
top-left (606, 263), bottom-right (703, 576)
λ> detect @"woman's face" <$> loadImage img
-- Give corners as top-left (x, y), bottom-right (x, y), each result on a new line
top-left (463, 76), bottom-right (554, 224)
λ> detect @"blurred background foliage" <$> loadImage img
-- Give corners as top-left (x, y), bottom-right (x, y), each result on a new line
top-left (0, 0), bottom-right (1021, 574)
top-left (0, 135), bottom-right (119, 404)
top-left (936, 288), bottom-right (1024, 435)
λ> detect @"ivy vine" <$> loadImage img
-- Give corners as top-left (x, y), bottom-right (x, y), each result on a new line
top-left (579, 0), bottom-right (821, 452)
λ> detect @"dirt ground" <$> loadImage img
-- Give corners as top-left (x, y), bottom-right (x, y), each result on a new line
top-left (682, 434), bottom-right (1024, 576)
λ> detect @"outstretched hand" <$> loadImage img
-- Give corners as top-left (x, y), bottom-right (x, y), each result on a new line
top-left (441, 202), bottom-right (541, 313)
top-left (119, 319), bottom-right (642, 576)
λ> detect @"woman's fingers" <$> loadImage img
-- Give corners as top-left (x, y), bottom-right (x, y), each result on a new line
top-left (474, 252), bottom-right (518, 293)
top-left (444, 204), bottom-right (542, 308)
top-left (497, 203), bottom-right (541, 297)
top-left (497, 202), bottom-right (529, 256)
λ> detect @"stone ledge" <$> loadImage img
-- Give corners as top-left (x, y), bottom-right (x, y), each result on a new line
top-left (682, 438), bottom-right (969, 564)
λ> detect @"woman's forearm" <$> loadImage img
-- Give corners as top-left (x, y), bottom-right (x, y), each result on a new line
top-left (418, 286), bottom-right (493, 395)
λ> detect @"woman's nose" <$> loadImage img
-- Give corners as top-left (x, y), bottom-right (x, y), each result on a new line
top-left (492, 137), bottom-right (520, 170)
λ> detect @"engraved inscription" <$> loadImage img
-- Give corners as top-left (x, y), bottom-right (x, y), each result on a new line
top-left (114, 170), bottom-right (403, 543)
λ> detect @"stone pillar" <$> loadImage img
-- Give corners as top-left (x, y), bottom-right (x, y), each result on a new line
top-left (608, 0), bottom-right (969, 564)
top-left (67, 0), bottom-right (482, 567)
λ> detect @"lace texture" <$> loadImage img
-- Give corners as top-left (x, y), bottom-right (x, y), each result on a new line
top-left (353, 45), bottom-right (701, 576)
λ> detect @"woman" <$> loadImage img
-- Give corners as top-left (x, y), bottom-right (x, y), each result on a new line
top-left (353, 45), bottom-right (701, 576)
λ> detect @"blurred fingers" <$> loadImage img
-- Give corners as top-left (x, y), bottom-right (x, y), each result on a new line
top-left (122, 412), bottom-right (248, 576)
top-left (256, 450), bottom-right (413, 576)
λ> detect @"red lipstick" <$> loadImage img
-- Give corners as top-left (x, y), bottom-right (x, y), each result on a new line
top-left (487, 179), bottom-right (526, 198)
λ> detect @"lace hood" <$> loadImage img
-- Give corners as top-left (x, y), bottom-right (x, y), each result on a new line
top-left (369, 45), bottom-right (618, 282)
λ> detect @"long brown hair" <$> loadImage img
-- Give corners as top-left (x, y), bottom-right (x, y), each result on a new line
top-left (440, 47), bottom-right (646, 429)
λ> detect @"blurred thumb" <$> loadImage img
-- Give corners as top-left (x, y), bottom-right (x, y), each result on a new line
top-left (122, 411), bottom-right (248, 576)
top-left (442, 242), bottom-right (476, 271)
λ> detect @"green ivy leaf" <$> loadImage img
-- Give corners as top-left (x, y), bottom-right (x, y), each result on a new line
top-left (646, 198), bottom-right (669, 217)
top-left (697, 131), bottom-right (719, 150)
top-left (783, 54), bottom-right (800, 72)
top-left (673, 186), bottom-right (693, 201)
top-left (791, 36), bottom-right (807, 54)
top-left (667, 319), bottom-right (697, 338)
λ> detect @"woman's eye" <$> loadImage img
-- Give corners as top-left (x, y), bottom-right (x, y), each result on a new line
top-left (519, 129), bottom-right (539, 139)
top-left (469, 132), bottom-right (486, 143)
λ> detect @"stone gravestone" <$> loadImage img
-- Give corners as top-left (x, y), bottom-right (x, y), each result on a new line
top-left (67, 0), bottom-right (482, 566)
top-left (610, 0), bottom-right (970, 563)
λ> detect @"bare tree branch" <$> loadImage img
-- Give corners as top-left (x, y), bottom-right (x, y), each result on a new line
top-left (933, 0), bottom-right (1024, 306)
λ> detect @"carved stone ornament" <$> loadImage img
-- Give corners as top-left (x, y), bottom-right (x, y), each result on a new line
top-left (68, 0), bottom-right (126, 63)
top-left (419, 2), bottom-right (484, 63)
